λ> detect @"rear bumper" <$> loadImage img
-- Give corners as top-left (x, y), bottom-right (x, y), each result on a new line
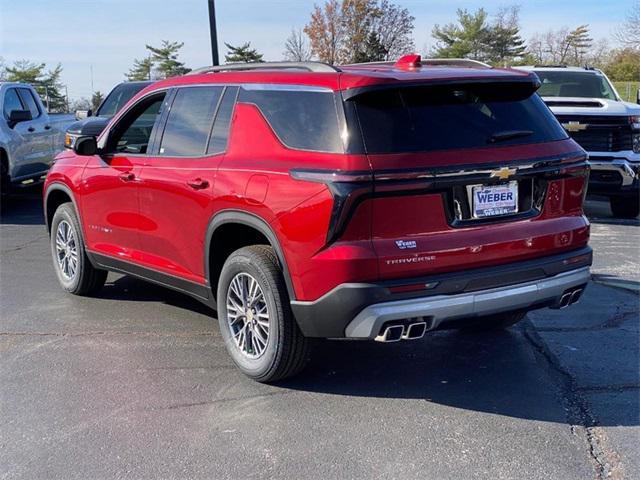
top-left (291, 246), bottom-right (592, 338)
top-left (345, 266), bottom-right (589, 339)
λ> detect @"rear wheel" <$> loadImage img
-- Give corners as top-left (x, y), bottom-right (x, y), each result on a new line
top-left (0, 153), bottom-right (9, 208)
top-left (217, 245), bottom-right (309, 382)
top-left (610, 196), bottom-right (640, 219)
top-left (457, 311), bottom-right (527, 331)
top-left (50, 203), bottom-right (107, 295)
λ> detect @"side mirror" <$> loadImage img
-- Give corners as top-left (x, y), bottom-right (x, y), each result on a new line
top-left (8, 109), bottom-right (32, 128)
top-left (73, 136), bottom-right (98, 156)
top-left (75, 109), bottom-right (92, 120)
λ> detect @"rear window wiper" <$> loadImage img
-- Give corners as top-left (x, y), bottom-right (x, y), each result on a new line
top-left (487, 130), bottom-right (534, 144)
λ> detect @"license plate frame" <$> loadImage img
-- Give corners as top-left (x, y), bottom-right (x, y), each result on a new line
top-left (468, 181), bottom-right (519, 219)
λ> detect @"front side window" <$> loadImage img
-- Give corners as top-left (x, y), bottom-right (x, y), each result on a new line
top-left (353, 82), bottom-right (568, 154)
top-left (107, 93), bottom-right (165, 154)
top-left (159, 86), bottom-right (223, 157)
top-left (239, 87), bottom-right (343, 153)
top-left (17, 88), bottom-right (41, 119)
top-left (3, 89), bottom-right (24, 119)
top-left (536, 71), bottom-right (617, 100)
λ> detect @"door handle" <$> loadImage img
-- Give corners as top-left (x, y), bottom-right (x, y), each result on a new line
top-left (44, 125), bottom-right (51, 130)
top-left (187, 178), bottom-right (209, 190)
top-left (27, 127), bottom-right (35, 132)
top-left (119, 172), bottom-right (136, 182)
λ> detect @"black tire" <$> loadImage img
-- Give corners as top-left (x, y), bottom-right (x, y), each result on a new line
top-left (50, 202), bottom-right (107, 295)
top-left (0, 154), bottom-right (9, 209)
top-left (456, 311), bottom-right (527, 331)
top-left (610, 196), bottom-right (640, 219)
top-left (217, 245), bottom-right (309, 382)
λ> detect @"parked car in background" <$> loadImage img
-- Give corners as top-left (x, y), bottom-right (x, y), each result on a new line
top-left (64, 81), bottom-right (153, 150)
top-left (0, 82), bottom-right (74, 197)
top-left (44, 57), bottom-right (592, 382)
top-left (517, 66), bottom-right (640, 218)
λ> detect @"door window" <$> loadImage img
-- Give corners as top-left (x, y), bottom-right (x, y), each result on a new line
top-left (106, 93), bottom-right (166, 154)
top-left (3, 89), bottom-right (24, 119)
top-left (159, 86), bottom-right (223, 157)
top-left (17, 89), bottom-right (42, 119)
top-left (207, 87), bottom-right (238, 155)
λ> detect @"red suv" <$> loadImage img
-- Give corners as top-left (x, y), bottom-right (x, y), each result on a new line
top-left (44, 56), bottom-right (592, 382)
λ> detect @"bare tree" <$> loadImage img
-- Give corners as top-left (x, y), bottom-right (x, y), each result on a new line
top-left (304, 0), bottom-right (345, 64)
top-left (614, 1), bottom-right (640, 49)
top-left (371, 0), bottom-right (415, 60)
top-left (284, 29), bottom-right (312, 61)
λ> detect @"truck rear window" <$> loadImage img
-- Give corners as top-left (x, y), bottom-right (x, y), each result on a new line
top-left (352, 83), bottom-right (568, 154)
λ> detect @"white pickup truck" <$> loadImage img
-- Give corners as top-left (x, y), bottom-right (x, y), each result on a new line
top-left (0, 82), bottom-right (75, 196)
top-left (517, 66), bottom-right (640, 218)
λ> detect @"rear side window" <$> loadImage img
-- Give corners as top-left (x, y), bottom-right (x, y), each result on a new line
top-left (239, 87), bottom-right (343, 153)
top-left (352, 83), bottom-right (568, 154)
top-left (18, 88), bottom-right (41, 119)
top-left (3, 89), bottom-right (24, 119)
top-left (160, 86), bottom-right (223, 156)
top-left (207, 86), bottom-right (238, 155)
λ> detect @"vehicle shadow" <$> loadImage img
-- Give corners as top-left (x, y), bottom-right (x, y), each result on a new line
top-left (0, 188), bottom-right (45, 225)
top-left (277, 319), bottom-right (639, 427)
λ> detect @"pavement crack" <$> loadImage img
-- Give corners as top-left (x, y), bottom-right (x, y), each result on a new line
top-left (0, 235), bottom-right (47, 253)
top-left (148, 390), bottom-right (292, 411)
top-left (523, 321), bottom-right (625, 480)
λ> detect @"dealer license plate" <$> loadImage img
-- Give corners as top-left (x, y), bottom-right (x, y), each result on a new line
top-left (471, 181), bottom-right (518, 218)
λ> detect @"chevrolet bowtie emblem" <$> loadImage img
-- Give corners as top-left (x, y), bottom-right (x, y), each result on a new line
top-left (490, 167), bottom-right (517, 180)
top-left (562, 121), bottom-right (588, 132)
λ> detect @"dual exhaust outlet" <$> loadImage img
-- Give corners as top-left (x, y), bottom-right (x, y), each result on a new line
top-left (375, 320), bottom-right (427, 343)
top-left (554, 287), bottom-right (585, 309)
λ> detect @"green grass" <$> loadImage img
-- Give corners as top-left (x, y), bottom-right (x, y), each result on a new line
top-left (612, 81), bottom-right (639, 102)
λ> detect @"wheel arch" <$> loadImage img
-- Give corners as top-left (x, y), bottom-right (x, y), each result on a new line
top-left (205, 210), bottom-right (296, 301)
top-left (44, 182), bottom-right (82, 235)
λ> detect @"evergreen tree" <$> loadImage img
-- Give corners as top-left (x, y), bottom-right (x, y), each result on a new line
top-left (145, 40), bottom-right (190, 78)
top-left (5, 60), bottom-right (67, 112)
top-left (224, 43), bottom-right (264, 63)
top-left (91, 91), bottom-right (104, 112)
top-left (126, 57), bottom-right (153, 81)
top-left (432, 9), bottom-right (491, 60)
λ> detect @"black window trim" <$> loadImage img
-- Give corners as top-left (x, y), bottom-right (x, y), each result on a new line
top-left (206, 85), bottom-right (239, 156)
top-left (16, 88), bottom-right (42, 119)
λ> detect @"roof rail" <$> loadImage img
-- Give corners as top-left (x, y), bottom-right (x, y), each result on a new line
top-left (533, 64), bottom-right (568, 68)
top-left (420, 58), bottom-right (491, 69)
top-left (189, 61), bottom-right (341, 75)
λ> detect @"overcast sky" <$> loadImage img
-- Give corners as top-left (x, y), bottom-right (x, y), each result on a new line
top-left (0, 0), bottom-right (633, 100)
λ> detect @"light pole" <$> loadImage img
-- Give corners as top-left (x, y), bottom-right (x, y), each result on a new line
top-left (208, 0), bottom-right (220, 66)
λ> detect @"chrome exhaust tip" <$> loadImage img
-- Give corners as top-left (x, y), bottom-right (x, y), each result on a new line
top-left (558, 292), bottom-right (572, 309)
top-left (569, 288), bottom-right (583, 305)
top-left (402, 321), bottom-right (427, 340)
top-left (374, 324), bottom-right (404, 342)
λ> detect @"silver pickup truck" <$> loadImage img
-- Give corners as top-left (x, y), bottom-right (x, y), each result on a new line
top-left (0, 82), bottom-right (75, 196)
top-left (517, 66), bottom-right (640, 218)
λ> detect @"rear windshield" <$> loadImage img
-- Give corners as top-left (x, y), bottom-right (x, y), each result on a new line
top-left (98, 82), bottom-right (149, 117)
top-left (536, 71), bottom-right (617, 100)
top-left (352, 83), bottom-right (567, 154)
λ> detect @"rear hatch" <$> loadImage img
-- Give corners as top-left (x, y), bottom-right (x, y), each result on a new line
top-left (346, 80), bottom-right (590, 280)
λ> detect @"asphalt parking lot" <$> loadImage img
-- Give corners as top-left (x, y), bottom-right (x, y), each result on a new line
top-left (1, 191), bottom-right (638, 480)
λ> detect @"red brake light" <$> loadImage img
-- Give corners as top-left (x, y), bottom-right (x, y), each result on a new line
top-left (395, 54), bottom-right (422, 69)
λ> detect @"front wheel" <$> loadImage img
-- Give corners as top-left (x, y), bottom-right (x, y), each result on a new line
top-left (610, 196), bottom-right (640, 219)
top-left (217, 245), bottom-right (309, 382)
top-left (50, 202), bottom-right (107, 295)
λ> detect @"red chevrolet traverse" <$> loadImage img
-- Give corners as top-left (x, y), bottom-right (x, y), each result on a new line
top-left (44, 56), bottom-right (592, 382)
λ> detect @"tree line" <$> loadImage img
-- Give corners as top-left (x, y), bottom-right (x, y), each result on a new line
top-left (1, 1), bottom-right (638, 112)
